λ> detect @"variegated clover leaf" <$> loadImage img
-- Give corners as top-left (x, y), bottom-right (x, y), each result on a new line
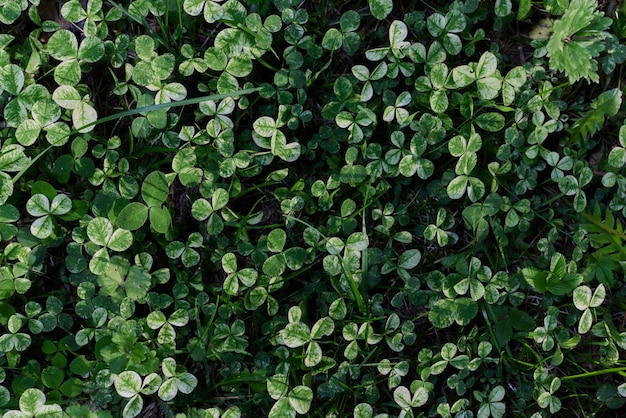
top-left (26, 193), bottom-right (72, 239)
top-left (87, 217), bottom-right (134, 275)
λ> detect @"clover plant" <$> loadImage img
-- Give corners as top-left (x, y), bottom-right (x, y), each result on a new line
top-left (2, 0), bottom-right (626, 416)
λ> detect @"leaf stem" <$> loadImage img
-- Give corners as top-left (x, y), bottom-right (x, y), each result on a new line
top-left (560, 366), bottom-right (626, 380)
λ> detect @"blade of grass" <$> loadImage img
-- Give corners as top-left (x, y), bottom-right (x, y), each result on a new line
top-left (11, 87), bottom-right (261, 185)
top-left (107, 0), bottom-right (174, 54)
top-left (284, 214), bottom-right (368, 315)
top-left (82, 87), bottom-right (261, 130)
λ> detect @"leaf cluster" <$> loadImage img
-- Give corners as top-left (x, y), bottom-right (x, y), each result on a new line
top-left (0, 0), bottom-right (626, 417)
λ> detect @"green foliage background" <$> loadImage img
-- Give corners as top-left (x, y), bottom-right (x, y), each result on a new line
top-left (2, 0), bottom-right (626, 416)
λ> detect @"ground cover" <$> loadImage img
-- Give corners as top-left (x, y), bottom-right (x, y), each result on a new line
top-left (1, 0), bottom-right (626, 416)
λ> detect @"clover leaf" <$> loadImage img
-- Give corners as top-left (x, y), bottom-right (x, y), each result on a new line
top-left (368, 0), bottom-right (392, 20)
top-left (60, 0), bottom-right (105, 36)
top-left (158, 357), bottom-right (198, 401)
top-left (116, 170), bottom-right (172, 233)
top-left (252, 115), bottom-right (301, 162)
top-left (573, 284), bottom-right (605, 333)
top-left (166, 233), bottom-right (204, 267)
top-left (87, 217), bottom-right (133, 275)
top-left (183, 0), bottom-right (223, 23)
top-left (147, 310), bottom-right (190, 345)
top-left (2, 388), bottom-right (62, 417)
top-left (0, 204), bottom-right (19, 241)
top-left (47, 30), bottom-right (105, 86)
top-left (191, 187), bottom-right (228, 235)
top-left (52, 85), bottom-right (98, 135)
top-left (0, 315), bottom-right (32, 353)
top-left (113, 371), bottom-right (162, 418)
top-left (97, 256), bottom-right (151, 302)
top-left (222, 252), bottom-right (258, 296)
top-left (26, 193), bottom-right (72, 239)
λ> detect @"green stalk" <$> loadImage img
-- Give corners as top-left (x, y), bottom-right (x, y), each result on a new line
top-left (580, 209), bottom-right (626, 241)
top-left (78, 87), bottom-right (261, 131)
top-left (560, 366), bottom-right (626, 380)
top-left (12, 145), bottom-right (52, 185)
top-left (284, 214), bottom-right (368, 315)
top-left (108, 0), bottom-right (174, 54)
top-left (12, 88), bottom-right (260, 184)
top-left (184, 294), bottom-right (220, 366)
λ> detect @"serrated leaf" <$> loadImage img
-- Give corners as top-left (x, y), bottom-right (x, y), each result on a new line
top-left (572, 88), bottom-right (622, 142)
top-left (522, 267), bottom-right (548, 293)
top-left (546, 0), bottom-right (608, 83)
top-left (549, 272), bottom-right (583, 296)
top-left (123, 267), bottom-right (150, 301)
